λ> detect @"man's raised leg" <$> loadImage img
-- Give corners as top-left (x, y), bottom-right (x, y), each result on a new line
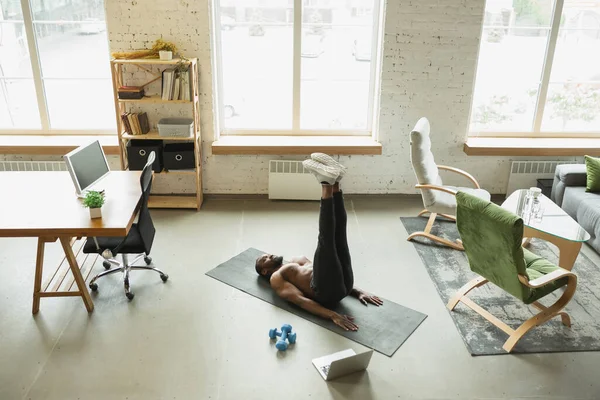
top-left (311, 184), bottom-right (348, 303)
top-left (333, 182), bottom-right (354, 294)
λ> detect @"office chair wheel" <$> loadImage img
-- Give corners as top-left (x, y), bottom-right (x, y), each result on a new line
top-left (102, 260), bottom-right (111, 270)
top-left (144, 256), bottom-right (152, 265)
top-left (160, 273), bottom-right (169, 282)
top-left (89, 282), bottom-right (98, 291)
top-left (126, 292), bottom-right (135, 300)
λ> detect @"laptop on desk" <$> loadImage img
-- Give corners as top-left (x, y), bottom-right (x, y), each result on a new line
top-left (64, 140), bottom-right (110, 197)
top-left (312, 349), bottom-right (373, 381)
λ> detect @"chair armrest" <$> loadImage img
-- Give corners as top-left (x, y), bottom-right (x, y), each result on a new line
top-left (415, 184), bottom-right (457, 196)
top-left (518, 269), bottom-right (575, 289)
top-left (437, 165), bottom-right (480, 189)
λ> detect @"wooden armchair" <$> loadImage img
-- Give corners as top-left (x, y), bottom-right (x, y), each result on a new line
top-left (448, 191), bottom-right (577, 352)
top-left (408, 117), bottom-right (490, 250)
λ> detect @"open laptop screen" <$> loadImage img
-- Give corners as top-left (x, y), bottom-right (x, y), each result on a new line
top-left (64, 140), bottom-right (110, 194)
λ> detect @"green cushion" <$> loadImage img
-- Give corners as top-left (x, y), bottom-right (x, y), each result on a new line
top-left (523, 248), bottom-right (568, 304)
top-left (456, 191), bottom-right (530, 302)
top-left (585, 155), bottom-right (600, 192)
top-left (457, 191), bottom-right (569, 304)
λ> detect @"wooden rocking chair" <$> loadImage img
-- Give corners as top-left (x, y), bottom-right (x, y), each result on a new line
top-left (448, 191), bottom-right (578, 353)
top-left (408, 117), bottom-right (490, 251)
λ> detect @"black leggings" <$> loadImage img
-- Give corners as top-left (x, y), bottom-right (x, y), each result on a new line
top-left (310, 192), bottom-right (354, 305)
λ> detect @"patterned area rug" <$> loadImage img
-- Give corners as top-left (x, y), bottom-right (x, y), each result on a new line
top-left (401, 217), bottom-right (600, 356)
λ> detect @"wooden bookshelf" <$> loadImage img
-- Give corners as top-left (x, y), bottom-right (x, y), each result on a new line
top-left (118, 96), bottom-right (192, 104)
top-left (110, 57), bottom-right (203, 210)
top-left (113, 58), bottom-right (192, 65)
top-left (122, 132), bottom-right (195, 141)
top-left (148, 195), bottom-right (198, 209)
top-left (155, 170), bottom-right (197, 175)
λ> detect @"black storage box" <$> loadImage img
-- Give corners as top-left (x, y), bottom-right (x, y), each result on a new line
top-left (163, 143), bottom-right (195, 170)
top-left (127, 140), bottom-right (163, 172)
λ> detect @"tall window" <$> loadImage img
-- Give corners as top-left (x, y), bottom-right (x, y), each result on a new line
top-left (0, 0), bottom-right (113, 133)
top-left (213, 0), bottom-right (382, 135)
top-left (469, 0), bottom-right (600, 135)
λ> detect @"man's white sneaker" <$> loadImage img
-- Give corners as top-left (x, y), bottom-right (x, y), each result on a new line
top-left (302, 159), bottom-right (340, 185)
top-left (310, 153), bottom-right (347, 182)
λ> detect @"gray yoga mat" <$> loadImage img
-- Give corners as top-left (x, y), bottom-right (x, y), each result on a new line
top-left (206, 248), bottom-right (427, 357)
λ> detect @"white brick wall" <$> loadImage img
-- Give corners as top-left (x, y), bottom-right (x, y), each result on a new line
top-left (1, 0), bottom-right (578, 195)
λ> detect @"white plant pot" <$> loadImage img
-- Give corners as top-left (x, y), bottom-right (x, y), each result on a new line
top-left (159, 50), bottom-right (173, 60)
top-left (89, 207), bottom-right (102, 219)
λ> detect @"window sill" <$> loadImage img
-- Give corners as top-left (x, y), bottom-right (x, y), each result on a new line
top-left (211, 136), bottom-right (382, 155)
top-left (0, 135), bottom-right (120, 156)
top-left (464, 137), bottom-right (600, 156)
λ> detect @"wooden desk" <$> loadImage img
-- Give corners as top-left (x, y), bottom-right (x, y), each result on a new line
top-left (0, 171), bottom-right (142, 313)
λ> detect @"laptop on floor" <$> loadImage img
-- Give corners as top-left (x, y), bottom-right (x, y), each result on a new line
top-left (312, 348), bottom-right (373, 381)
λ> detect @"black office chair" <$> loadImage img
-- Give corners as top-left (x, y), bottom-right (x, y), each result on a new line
top-left (84, 151), bottom-right (168, 300)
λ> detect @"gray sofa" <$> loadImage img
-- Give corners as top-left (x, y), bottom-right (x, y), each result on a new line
top-left (551, 164), bottom-right (600, 252)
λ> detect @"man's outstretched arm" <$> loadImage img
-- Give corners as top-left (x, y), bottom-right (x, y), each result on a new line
top-left (350, 287), bottom-right (384, 306)
top-left (270, 273), bottom-right (358, 331)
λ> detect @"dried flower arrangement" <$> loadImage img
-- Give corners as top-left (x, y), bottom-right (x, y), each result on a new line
top-left (112, 38), bottom-right (179, 60)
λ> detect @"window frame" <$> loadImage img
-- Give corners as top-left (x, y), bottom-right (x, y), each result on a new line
top-left (468, 0), bottom-right (600, 138)
top-left (0, 0), bottom-right (113, 136)
top-left (212, 0), bottom-right (383, 137)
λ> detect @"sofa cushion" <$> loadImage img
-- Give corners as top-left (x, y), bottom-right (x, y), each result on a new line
top-left (551, 164), bottom-right (587, 206)
top-left (556, 164), bottom-right (587, 186)
top-left (585, 155), bottom-right (600, 192)
top-left (576, 198), bottom-right (600, 242)
top-left (523, 248), bottom-right (569, 304)
top-left (562, 186), bottom-right (599, 219)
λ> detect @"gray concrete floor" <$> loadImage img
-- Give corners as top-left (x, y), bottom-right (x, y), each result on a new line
top-left (1, 195), bottom-right (599, 400)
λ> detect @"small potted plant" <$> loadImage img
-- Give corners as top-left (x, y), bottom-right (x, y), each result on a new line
top-left (83, 191), bottom-right (105, 219)
top-left (156, 39), bottom-right (177, 60)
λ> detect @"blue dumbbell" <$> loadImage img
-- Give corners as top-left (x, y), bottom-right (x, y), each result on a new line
top-left (268, 324), bottom-right (297, 351)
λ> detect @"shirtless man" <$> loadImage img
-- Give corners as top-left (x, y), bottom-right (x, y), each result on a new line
top-left (255, 154), bottom-right (383, 331)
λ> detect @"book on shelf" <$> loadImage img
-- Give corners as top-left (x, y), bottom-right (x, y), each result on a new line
top-left (121, 112), bottom-right (151, 135)
top-left (119, 85), bottom-right (143, 91)
top-left (127, 113), bottom-right (138, 135)
top-left (118, 85), bottom-right (145, 100)
top-left (161, 68), bottom-right (176, 100)
top-left (161, 67), bottom-right (192, 101)
top-left (173, 76), bottom-right (180, 101)
top-left (180, 69), bottom-right (191, 101)
top-left (121, 113), bottom-right (132, 134)
top-left (140, 113), bottom-right (149, 134)
top-left (138, 112), bottom-right (150, 134)
top-left (133, 114), bottom-right (142, 135)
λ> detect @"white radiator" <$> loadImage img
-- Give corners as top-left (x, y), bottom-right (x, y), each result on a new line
top-left (506, 160), bottom-right (572, 196)
top-left (0, 160), bottom-right (67, 172)
top-left (268, 160), bottom-right (321, 200)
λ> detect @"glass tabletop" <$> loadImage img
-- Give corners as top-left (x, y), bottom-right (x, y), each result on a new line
top-left (502, 189), bottom-right (591, 243)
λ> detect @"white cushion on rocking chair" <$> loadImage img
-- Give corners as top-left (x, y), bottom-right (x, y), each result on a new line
top-left (410, 117), bottom-right (490, 216)
top-left (410, 117), bottom-right (443, 208)
top-left (428, 186), bottom-right (491, 215)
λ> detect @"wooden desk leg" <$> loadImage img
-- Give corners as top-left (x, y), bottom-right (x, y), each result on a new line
top-left (557, 241), bottom-right (582, 272)
top-left (59, 237), bottom-right (94, 312)
top-left (32, 238), bottom-right (45, 314)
